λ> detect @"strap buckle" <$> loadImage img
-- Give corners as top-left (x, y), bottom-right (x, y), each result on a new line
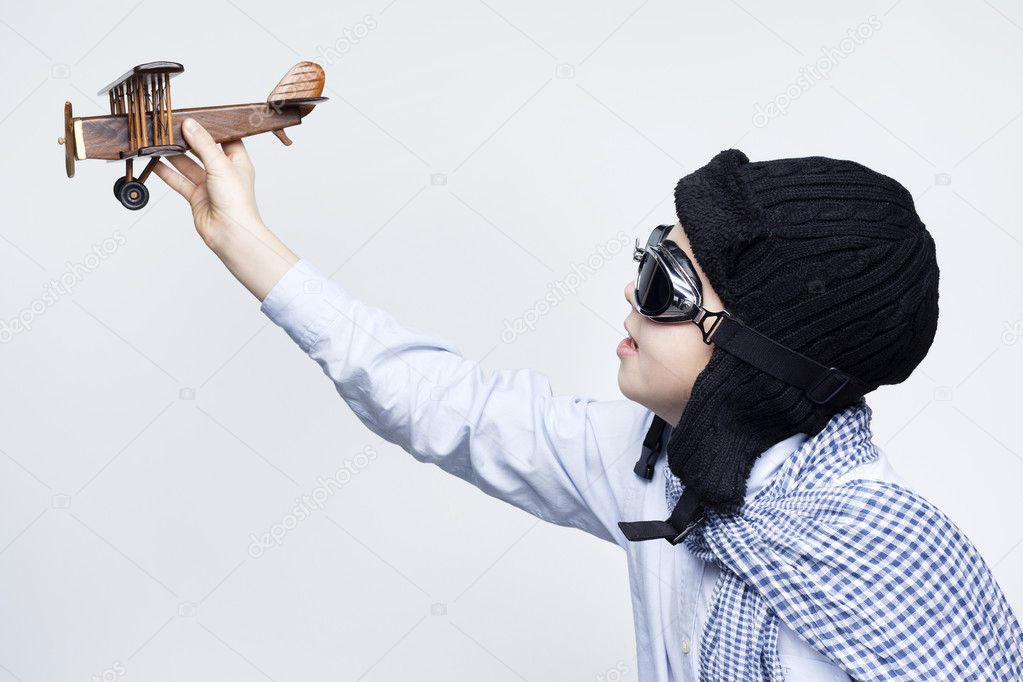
top-left (806, 367), bottom-right (851, 405)
top-left (633, 415), bottom-right (667, 480)
top-left (695, 309), bottom-right (731, 344)
top-left (668, 508), bottom-right (706, 545)
top-left (633, 444), bottom-right (660, 480)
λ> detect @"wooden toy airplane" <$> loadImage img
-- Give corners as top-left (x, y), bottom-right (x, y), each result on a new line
top-left (59, 61), bottom-right (327, 210)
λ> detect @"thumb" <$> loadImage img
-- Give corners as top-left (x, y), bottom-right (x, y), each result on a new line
top-left (181, 118), bottom-right (228, 171)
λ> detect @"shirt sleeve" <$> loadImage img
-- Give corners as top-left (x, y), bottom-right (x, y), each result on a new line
top-left (259, 258), bottom-right (639, 545)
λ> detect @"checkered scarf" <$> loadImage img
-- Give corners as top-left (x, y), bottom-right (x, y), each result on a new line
top-left (665, 398), bottom-right (1023, 680)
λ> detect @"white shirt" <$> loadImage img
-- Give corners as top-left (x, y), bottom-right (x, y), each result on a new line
top-left (260, 259), bottom-right (911, 681)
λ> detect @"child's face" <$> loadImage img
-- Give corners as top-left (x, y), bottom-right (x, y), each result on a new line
top-left (619, 223), bottom-right (726, 425)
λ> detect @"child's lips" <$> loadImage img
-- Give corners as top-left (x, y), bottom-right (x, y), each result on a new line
top-left (617, 336), bottom-right (639, 358)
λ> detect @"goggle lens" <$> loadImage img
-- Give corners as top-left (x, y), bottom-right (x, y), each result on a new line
top-left (636, 252), bottom-right (672, 315)
top-left (633, 224), bottom-right (704, 322)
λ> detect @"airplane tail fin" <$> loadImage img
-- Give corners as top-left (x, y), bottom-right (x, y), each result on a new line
top-left (267, 61), bottom-right (326, 105)
top-left (266, 61), bottom-right (327, 143)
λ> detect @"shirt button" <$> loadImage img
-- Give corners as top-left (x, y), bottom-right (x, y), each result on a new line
top-left (681, 639), bottom-right (691, 654)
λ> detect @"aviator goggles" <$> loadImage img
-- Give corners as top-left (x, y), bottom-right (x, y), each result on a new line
top-left (632, 224), bottom-right (875, 407)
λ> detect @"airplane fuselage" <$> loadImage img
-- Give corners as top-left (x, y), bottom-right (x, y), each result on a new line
top-left (72, 102), bottom-right (309, 160)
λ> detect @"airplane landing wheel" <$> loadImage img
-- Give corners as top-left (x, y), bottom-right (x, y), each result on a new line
top-left (113, 177), bottom-right (126, 198)
top-left (118, 180), bottom-right (149, 210)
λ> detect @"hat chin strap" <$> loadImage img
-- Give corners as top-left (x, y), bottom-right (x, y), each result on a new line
top-left (618, 310), bottom-right (876, 545)
top-left (619, 485), bottom-right (706, 545)
top-left (619, 413), bottom-right (707, 545)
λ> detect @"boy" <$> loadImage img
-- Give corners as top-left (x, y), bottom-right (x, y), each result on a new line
top-left (154, 117), bottom-right (1023, 680)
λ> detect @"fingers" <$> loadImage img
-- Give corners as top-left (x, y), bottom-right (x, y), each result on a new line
top-left (166, 153), bottom-right (205, 185)
top-left (222, 138), bottom-right (251, 167)
top-left (180, 118), bottom-right (228, 171)
top-left (153, 161), bottom-right (195, 199)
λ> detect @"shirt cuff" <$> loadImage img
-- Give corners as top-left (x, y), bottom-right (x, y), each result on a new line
top-left (259, 258), bottom-right (351, 353)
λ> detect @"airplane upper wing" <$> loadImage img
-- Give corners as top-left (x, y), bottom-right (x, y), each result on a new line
top-left (97, 61), bottom-right (184, 96)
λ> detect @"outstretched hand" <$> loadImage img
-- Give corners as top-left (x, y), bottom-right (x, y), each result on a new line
top-left (155, 117), bottom-right (263, 251)
top-left (154, 118), bottom-right (299, 301)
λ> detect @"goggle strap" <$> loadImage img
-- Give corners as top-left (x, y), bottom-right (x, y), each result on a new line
top-left (710, 313), bottom-right (874, 406)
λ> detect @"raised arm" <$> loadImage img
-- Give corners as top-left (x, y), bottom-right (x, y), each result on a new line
top-left (259, 258), bottom-right (642, 542)
top-left (154, 119), bottom-right (642, 544)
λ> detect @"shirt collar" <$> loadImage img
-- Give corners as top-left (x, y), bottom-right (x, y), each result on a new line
top-left (743, 431), bottom-right (808, 500)
top-left (660, 423), bottom-right (808, 500)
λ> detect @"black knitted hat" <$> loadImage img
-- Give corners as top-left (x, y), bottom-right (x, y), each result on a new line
top-left (667, 149), bottom-right (939, 509)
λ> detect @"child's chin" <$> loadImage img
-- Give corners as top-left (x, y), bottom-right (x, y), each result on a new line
top-left (616, 368), bottom-right (638, 400)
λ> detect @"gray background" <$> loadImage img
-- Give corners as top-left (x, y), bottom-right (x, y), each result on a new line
top-left (2, 1), bottom-right (1022, 680)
